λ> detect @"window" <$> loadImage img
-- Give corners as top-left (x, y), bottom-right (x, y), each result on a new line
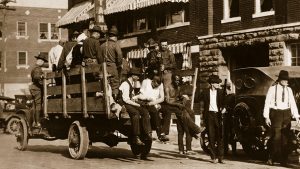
top-left (288, 43), bottom-right (300, 66)
top-left (39, 23), bottom-right (60, 40)
top-left (156, 5), bottom-right (189, 29)
top-left (17, 51), bottom-right (28, 69)
top-left (253, 0), bottom-right (274, 18)
top-left (136, 18), bottom-right (147, 31)
top-left (17, 21), bottom-right (27, 37)
top-left (222, 0), bottom-right (241, 23)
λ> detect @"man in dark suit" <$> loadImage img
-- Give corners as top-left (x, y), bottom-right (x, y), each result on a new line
top-left (200, 74), bottom-right (226, 164)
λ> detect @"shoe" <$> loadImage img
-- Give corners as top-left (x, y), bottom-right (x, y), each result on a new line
top-left (133, 136), bottom-right (145, 146)
top-left (159, 135), bottom-right (169, 142)
top-left (179, 151), bottom-right (185, 155)
top-left (144, 133), bottom-right (152, 141)
top-left (266, 159), bottom-right (273, 166)
top-left (186, 150), bottom-right (196, 155)
top-left (218, 159), bottom-right (225, 164)
top-left (211, 159), bottom-right (217, 164)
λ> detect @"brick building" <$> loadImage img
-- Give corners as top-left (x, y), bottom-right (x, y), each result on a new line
top-left (0, 0), bottom-right (68, 97)
top-left (196, 0), bottom-right (300, 89)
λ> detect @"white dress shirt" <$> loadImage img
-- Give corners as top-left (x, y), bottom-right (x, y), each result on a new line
top-left (49, 44), bottom-right (63, 66)
top-left (263, 84), bottom-right (299, 119)
top-left (209, 89), bottom-right (219, 112)
top-left (119, 79), bottom-right (138, 106)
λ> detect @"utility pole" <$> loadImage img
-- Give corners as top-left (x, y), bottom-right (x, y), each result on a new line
top-left (0, 0), bottom-right (15, 96)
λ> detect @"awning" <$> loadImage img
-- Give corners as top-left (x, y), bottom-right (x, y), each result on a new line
top-left (56, 1), bottom-right (94, 27)
top-left (127, 42), bottom-right (188, 59)
top-left (105, 0), bottom-right (189, 15)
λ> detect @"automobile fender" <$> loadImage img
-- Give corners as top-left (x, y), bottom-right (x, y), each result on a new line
top-left (15, 109), bottom-right (31, 121)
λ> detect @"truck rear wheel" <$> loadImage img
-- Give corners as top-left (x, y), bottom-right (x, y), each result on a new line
top-left (16, 118), bottom-right (28, 151)
top-left (200, 129), bottom-right (210, 154)
top-left (68, 121), bottom-right (89, 160)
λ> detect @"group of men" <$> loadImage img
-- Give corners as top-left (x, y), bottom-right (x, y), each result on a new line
top-left (30, 24), bottom-right (300, 166)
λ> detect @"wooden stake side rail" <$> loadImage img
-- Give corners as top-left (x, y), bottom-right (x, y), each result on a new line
top-left (45, 65), bottom-right (102, 79)
top-left (43, 64), bottom-right (107, 118)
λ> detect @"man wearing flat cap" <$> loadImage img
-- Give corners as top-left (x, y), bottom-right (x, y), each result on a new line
top-left (264, 70), bottom-right (300, 166)
top-left (29, 53), bottom-right (48, 128)
top-left (100, 25), bottom-right (123, 99)
top-left (199, 74), bottom-right (226, 164)
top-left (82, 25), bottom-right (103, 65)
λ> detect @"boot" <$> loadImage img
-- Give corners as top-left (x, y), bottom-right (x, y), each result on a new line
top-left (133, 136), bottom-right (145, 146)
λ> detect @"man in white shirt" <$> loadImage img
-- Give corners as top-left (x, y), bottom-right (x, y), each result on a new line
top-left (119, 68), bottom-right (152, 146)
top-left (264, 70), bottom-right (300, 166)
top-left (135, 71), bottom-right (169, 142)
top-left (199, 74), bottom-right (226, 164)
top-left (49, 40), bottom-right (65, 71)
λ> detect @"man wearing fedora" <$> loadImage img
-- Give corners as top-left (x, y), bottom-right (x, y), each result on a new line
top-left (100, 25), bottom-right (123, 99)
top-left (264, 70), bottom-right (300, 166)
top-left (29, 53), bottom-right (48, 127)
top-left (199, 74), bottom-right (226, 164)
top-left (82, 25), bottom-right (103, 65)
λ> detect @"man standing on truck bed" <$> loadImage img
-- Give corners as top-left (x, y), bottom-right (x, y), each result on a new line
top-left (100, 26), bottom-right (123, 100)
top-left (29, 53), bottom-right (48, 127)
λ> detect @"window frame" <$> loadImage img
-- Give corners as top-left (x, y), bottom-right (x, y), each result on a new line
top-left (38, 22), bottom-right (61, 42)
top-left (16, 21), bottom-right (28, 39)
top-left (17, 51), bottom-right (29, 69)
top-left (221, 0), bottom-right (241, 23)
top-left (252, 0), bottom-right (275, 18)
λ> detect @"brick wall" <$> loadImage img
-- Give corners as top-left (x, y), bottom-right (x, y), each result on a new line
top-left (194, 0), bottom-right (299, 35)
top-left (0, 6), bottom-right (68, 84)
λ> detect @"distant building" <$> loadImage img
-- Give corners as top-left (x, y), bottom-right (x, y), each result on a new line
top-left (196, 0), bottom-right (300, 88)
top-left (0, 0), bottom-right (68, 97)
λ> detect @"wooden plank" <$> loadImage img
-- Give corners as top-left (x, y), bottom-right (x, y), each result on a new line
top-left (47, 97), bottom-right (105, 112)
top-left (81, 66), bottom-right (88, 118)
top-left (47, 82), bottom-right (102, 95)
top-left (46, 65), bottom-right (102, 79)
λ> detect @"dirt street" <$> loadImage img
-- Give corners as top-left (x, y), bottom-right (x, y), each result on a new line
top-left (0, 133), bottom-right (299, 169)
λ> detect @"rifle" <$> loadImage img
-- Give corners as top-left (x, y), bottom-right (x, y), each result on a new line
top-left (221, 79), bottom-right (227, 139)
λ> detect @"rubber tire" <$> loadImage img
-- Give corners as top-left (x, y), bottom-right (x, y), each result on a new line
top-left (68, 121), bottom-right (89, 160)
top-left (200, 129), bottom-right (210, 154)
top-left (6, 117), bottom-right (20, 135)
top-left (140, 139), bottom-right (152, 158)
top-left (16, 118), bottom-right (28, 151)
top-left (130, 144), bottom-right (141, 156)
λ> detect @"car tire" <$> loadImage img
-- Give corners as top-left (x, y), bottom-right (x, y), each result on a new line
top-left (6, 117), bottom-right (20, 135)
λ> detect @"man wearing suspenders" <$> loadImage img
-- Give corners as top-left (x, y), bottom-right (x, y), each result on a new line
top-left (263, 70), bottom-right (300, 166)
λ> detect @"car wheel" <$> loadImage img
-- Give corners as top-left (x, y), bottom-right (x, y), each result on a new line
top-left (6, 117), bottom-right (20, 135)
top-left (68, 121), bottom-right (89, 160)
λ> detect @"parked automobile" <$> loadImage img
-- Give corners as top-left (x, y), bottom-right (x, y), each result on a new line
top-left (0, 95), bottom-right (31, 135)
top-left (200, 66), bottom-right (300, 159)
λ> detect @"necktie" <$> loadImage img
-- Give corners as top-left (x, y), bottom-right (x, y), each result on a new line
top-left (282, 86), bottom-right (285, 102)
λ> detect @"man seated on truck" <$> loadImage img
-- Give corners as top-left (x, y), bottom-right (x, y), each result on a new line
top-left (29, 53), bottom-right (48, 127)
top-left (119, 68), bottom-right (152, 146)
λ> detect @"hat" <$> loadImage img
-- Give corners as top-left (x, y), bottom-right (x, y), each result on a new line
top-left (208, 75), bottom-right (222, 84)
top-left (147, 38), bottom-right (158, 47)
top-left (108, 26), bottom-right (118, 36)
top-left (89, 25), bottom-right (102, 33)
top-left (128, 68), bottom-right (142, 76)
top-left (34, 53), bottom-right (48, 62)
top-left (277, 70), bottom-right (289, 81)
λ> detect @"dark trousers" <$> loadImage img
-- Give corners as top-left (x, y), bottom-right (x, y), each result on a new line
top-left (223, 112), bottom-right (237, 155)
top-left (29, 85), bottom-right (42, 124)
top-left (146, 105), bottom-right (163, 137)
top-left (124, 104), bottom-right (152, 136)
top-left (206, 111), bottom-right (224, 160)
top-left (268, 109), bottom-right (291, 163)
top-left (107, 63), bottom-right (120, 96)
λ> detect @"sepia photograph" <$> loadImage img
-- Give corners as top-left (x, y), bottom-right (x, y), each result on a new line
top-left (0, 0), bottom-right (300, 168)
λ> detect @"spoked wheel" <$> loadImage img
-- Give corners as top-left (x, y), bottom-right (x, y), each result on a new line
top-left (16, 118), bottom-right (28, 151)
top-left (130, 144), bottom-right (141, 156)
top-left (6, 117), bottom-right (20, 135)
top-left (200, 129), bottom-right (210, 154)
top-left (68, 121), bottom-right (89, 160)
